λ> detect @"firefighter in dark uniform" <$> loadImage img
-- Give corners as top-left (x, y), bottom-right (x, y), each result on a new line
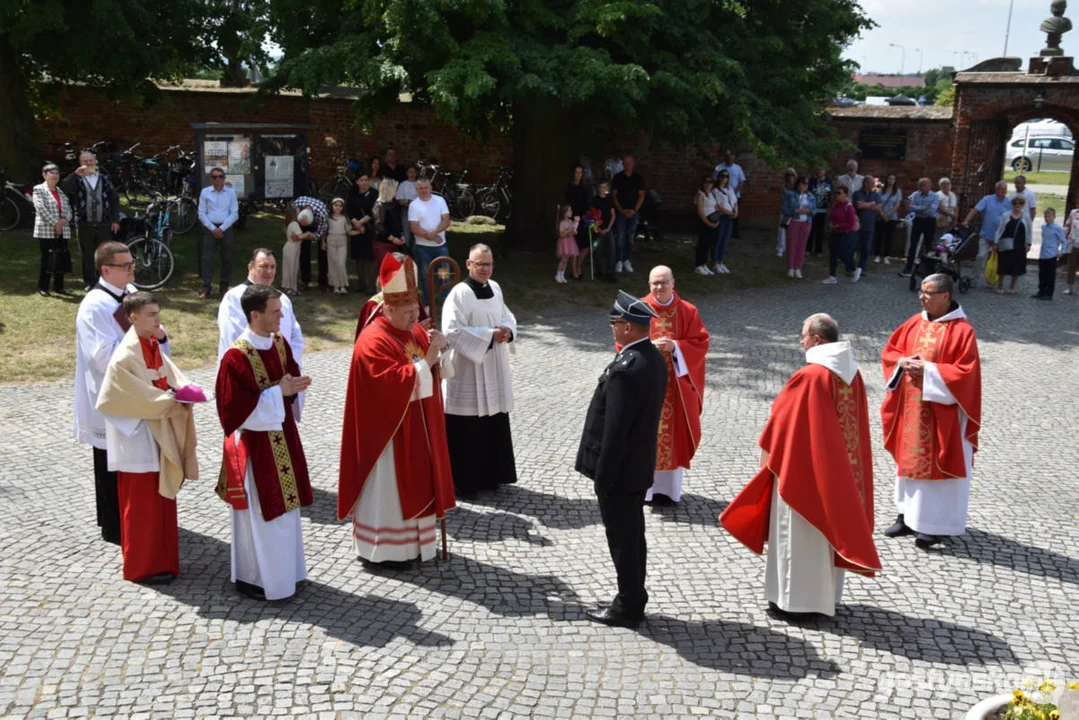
top-left (576, 290), bottom-right (669, 628)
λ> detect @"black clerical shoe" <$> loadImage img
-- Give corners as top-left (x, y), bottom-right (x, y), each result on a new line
top-left (767, 602), bottom-right (820, 623)
top-left (883, 514), bottom-right (914, 538)
top-left (137, 572), bottom-right (176, 586)
top-left (586, 606), bottom-right (643, 629)
top-left (650, 493), bottom-right (674, 507)
top-left (361, 559), bottom-right (414, 571)
top-left (236, 580), bottom-right (267, 600)
top-left (914, 533), bottom-right (945, 549)
top-left (455, 487), bottom-right (479, 501)
top-left (101, 529), bottom-right (121, 545)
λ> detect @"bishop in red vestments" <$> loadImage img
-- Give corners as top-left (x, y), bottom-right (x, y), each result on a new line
top-left (880, 273), bottom-right (981, 549)
top-left (721, 314), bottom-right (880, 618)
top-left (354, 258), bottom-right (429, 340)
top-left (216, 285), bottom-right (313, 600)
top-left (634, 266), bottom-right (709, 504)
top-left (339, 253), bottom-right (456, 566)
top-left (96, 293), bottom-right (200, 584)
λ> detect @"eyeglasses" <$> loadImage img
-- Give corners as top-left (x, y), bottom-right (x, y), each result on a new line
top-left (45, 170), bottom-right (60, 175)
top-left (919, 289), bottom-right (947, 296)
top-left (105, 262), bottom-right (136, 270)
top-left (469, 261), bottom-right (493, 268)
top-left (210, 174), bottom-right (225, 179)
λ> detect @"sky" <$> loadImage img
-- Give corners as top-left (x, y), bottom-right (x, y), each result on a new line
top-left (844, 0), bottom-right (1054, 74)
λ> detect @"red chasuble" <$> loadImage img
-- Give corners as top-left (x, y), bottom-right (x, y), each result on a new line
top-left (642, 293), bottom-right (709, 471)
top-left (338, 316), bottom-right (456, 521)
top-left (720, 364), bottom-right (881, 575)
top-left (881, 312), bottom-right (981, 481)
top-left (214, 333), bottom-right (313, 521)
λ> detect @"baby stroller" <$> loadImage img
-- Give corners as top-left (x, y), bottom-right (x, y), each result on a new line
top-left (635, 188), bottom-right (664, 243)
top-left (908, 227), bottom-right (976, 293)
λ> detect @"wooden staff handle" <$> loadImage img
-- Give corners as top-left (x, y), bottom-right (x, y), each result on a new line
top-left (425, 255), bottom-right (460, 561)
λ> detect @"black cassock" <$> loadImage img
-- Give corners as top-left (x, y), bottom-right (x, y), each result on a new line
top-left (575, 338), bottom-right (667, 618)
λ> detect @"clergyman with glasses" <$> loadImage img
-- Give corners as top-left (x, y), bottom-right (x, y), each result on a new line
top-left (879, 273), bottom-right (982, 551)
top-left (440, 243), bottom-right (519, 500)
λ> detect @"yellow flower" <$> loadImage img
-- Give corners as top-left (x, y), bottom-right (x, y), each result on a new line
top-left (1014, 690), bottom-right (1027, 704)
top-left (1067, 682), bottom-right (1079, 690)
top-left (1039, 678), bottom-right (1057, 693)
top-left (1023, 679), bottom-right (1038, 690)
top-left (1049, 710), bottom-right (1061, 720)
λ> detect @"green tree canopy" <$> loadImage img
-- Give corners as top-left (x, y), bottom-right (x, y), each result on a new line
top-left (265, 0), bottom-right (872, 243)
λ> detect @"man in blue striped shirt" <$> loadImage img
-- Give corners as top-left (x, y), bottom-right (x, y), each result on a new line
top-left (899, 178), bottom-right (939, 278)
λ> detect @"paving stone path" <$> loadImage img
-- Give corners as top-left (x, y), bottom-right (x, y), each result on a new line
top-left (1, 265), bottom-right (1076, 719)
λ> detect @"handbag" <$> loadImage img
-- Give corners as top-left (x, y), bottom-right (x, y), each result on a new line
top-left (985, 249), bottom-right (1000, 285)
top-left (779, 215), bottom-right (792, 228)
top-left (45, 235), bottom-right (73, 274)
top-left (998, 236), bottom-right (1015, 252)
top-left (707, 210), bottom-right (723, 224)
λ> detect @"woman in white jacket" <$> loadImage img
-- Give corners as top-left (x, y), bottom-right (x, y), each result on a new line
top-left (992, 195), bottom-right (1033, 294)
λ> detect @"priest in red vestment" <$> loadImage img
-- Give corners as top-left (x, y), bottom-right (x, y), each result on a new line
top-left (216, 284), bottom-right (313, 600)
top-left (96, 292), bottom-right (200, 584)
top-left (339, 253), bottom-right (456, 567)
top-left (634, 266), bottom-right (709, 504)
top-left (721, 313), bottom-right (880, 618)
top-left (880, 273), bottom-right (982, 549)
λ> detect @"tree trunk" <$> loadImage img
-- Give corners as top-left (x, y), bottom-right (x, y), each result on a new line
top-left (506, 100), bottom-right (573, 251)
top-left (0, 33), bottom-right (42, 181)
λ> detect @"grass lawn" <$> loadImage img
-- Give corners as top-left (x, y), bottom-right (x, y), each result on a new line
top-left (1039, 193), bottom-right (1067, 215)
top-left (1002, 169), bottom-right (1070, 186)
top-left (1, 211), bottom-right (792, 384)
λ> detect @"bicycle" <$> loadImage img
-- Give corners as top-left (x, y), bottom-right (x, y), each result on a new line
top-left (0, 167), bottom-right (32, 232)
top-left (124, 194), bottom-right (176, 289)
top-left (319, 152), bottom-right (358, 205)
top-left (418, 162), bottom-right (474, 219)
top-left (474, 167), bottom-right (513, 223)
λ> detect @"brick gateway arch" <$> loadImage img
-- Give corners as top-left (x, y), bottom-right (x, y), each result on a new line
top-left (952, 66), bottom-right (1079, 221)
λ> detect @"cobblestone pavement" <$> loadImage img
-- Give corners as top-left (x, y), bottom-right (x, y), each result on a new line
top-left (1, 263), bottom-right (1076, 719)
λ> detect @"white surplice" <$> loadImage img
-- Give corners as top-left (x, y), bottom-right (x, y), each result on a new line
top-left (103, 414), bottom-right (159, 474)
top-left (441, 279), bottom-right (516, 417)
top-left (74, 280), bottom-right (165, 448)
top-left (217, 280), bottom-right (306, 420)
top-left (886, 305), bottom-right (973, 536)
top-left (765, 341), bottom-right (859, 616)
top-left (645, 295), bottom-right (690, 503)
top-left (228, 328), bottom-right (306, 600)
top-left (352, 357), bottom-right (444, 562)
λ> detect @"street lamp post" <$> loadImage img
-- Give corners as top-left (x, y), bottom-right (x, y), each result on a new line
top-left (889, 43), bottom-right (906, 75)
top-left (915, 48), bottom-right (923, 75)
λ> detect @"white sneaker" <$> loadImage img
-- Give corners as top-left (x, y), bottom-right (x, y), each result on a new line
top-left (883, 257), bottom-right (892, 265)
top-left (787, 268), bottom-right (795, 278)
top-left (695, 265), bottom-right (714, 276)
top-left (821, 276), bottom-right (838, 285)
top-left (555, 271), bottom-right (563, 283)
top-left (1063, 287), bottom-right (1073, 295)
top-left (720, 264), bottom-right (730, 274)
top-left (795, 269), bottom-right (803, 279)
top-left (712, 264), bottom-right (723, 274)
top-left (873, 256), bottom-right (882, 264)
top-left (852, 268), bottom-right (862, 283)
top-left (777, 251), bottom-right (784, 258)
top-left (624, 260), bottom-right (634, 273)
top-left (615, 261), bottom-right (623, 273)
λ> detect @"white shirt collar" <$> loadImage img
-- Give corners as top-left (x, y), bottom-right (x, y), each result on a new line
top-left (922, 304), bottom-right (967, 323)
top-left (805, 340), bottom-right (859, 386)
top-left (240, 327), bottom-right (274, 350)
top-left (653, 294), bottom-right (675, 307)
top-left (100, 278), bottom-right (126, 296)
top-left (621, 336), bottom-right (650, 352)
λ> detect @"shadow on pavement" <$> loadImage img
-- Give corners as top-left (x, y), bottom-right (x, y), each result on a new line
top-left (156, 528), bottom-right (453, 649)
top-left (936, 526), bottom-right (1079, 586)
top-left (822, 603), bottom-right (1017, 665)
top-left (639, 615), bottom-right (841, 679)
top-left (446, 505), bottom-right (553, 547)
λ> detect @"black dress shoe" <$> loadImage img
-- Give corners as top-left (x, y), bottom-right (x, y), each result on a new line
top-left (455, 487), bottom-right (479, 501)
top-left (101, 529), bottom-right (121, 545)
top-left (236, 580), bottom-right (267, 600)
top-left (883, 514), bottom-right (914, 538)
top-left (137, 572), bottom-right (176, 586)
top-left (361, 559), bottom-right (415, 571)
top-left (650, 493), bottom-right (674, 507)
top-left (767, 602), bottom-right (821, 623)
top-left (586, 606), bottom-right (643, 629)
top-left (914, 533), bottom-right (945, 549)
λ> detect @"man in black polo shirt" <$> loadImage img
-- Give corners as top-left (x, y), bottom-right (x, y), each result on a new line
top-left (611, 155), bottom-right (646, 274)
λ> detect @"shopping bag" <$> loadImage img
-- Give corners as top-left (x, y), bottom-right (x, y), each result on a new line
top-left (984, 249), bottom-right (999, 286)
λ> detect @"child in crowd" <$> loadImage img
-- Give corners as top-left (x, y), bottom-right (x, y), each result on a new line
top-left (326, 198), bottom-right (353, 295)
top-left (1035, 208), bottom-right (1067, 300)
top-left (282, 207), bottom-right (312, 295)
top-left (555, 204), bottom-right (579, 284)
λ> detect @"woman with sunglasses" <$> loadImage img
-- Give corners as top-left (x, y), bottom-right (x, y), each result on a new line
top-left (33, 163), bottom-right (74, 297)
top-left (822, 186), bottom-right (859, 285)
top-left (992, 195), bottom-right (1033, 295)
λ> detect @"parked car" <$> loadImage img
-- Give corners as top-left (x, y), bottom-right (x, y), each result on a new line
top-left (1005, 135), bottom-right (1075, 172)
top-left (1009, 119), bottom-right (1071, 143)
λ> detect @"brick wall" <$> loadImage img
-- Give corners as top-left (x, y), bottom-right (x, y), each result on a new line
top-left (38, 84), bottom-right (961, 230)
